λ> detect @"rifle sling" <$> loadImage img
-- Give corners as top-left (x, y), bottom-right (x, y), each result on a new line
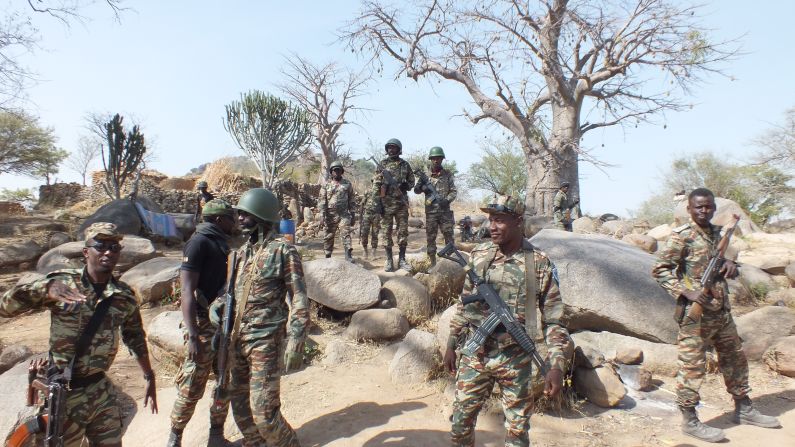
top-left (523, 240), bottom-right (539, 340)
top-left (230, 250), bottom-right (256, 347)
top-left (61, 295), bottom-right (115, 383)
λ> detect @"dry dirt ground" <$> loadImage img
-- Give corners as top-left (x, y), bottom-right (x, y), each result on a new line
top-left (1, 210), bottom-right (794, 446)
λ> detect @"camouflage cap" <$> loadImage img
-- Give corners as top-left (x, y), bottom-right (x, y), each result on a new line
top-left (480, 194), bottom-right (525, 217)
top-left (202, 199), bottom-right (234, 217)
top-left (84, 222), bottom-right (123, 242)
top-left (560, 181), bottom-right (570, 188)
top-left (196, 180), bottom-right (208, 189)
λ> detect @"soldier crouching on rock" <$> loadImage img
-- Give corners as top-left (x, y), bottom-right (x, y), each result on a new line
top-left (1, 222), bottom-right (157, 447)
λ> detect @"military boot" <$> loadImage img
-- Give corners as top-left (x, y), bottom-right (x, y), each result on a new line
top-left (384, 247), bottom-right (395, 272)
top-left (345, 248), bottom-right (354, 263)
top-left (325, 253), bottom-right (331, 258)
top-left (733, 396), bottom-right (780, 428)
top-left (680, 406), bottom-right (725, 443)
top-left (428, 252), bottom-right (436, 267)
top-left (398, 246), bottom-right (410, 271)
top-left (207, 425), bottom-right (229, 447)
top-left (166, 429), bottom-right (183, 447)
top-left (364, 247), bottom-right (370, 260)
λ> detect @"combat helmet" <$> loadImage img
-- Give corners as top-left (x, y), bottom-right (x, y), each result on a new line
top-left (196, 180), bottom-right (208, 189)
top-left (234, 188), bottom-right (280, 224)
top-left (328, 160), bottom-right (344, 173)
top-left (384, 138), bottom-right (403, 154)
top-left (428, 146), bottom-right (445, 159)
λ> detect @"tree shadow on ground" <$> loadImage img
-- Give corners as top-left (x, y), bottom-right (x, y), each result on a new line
top-left (296, 401), bottom-right (427, 447)
top-left (703, 388), bottom-right (795, 429)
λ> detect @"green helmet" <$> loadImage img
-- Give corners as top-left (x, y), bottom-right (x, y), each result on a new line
top-left (234, 188), bottom-right (280, 224)
top-left (428, 146), bottom-right (445, 159)
top-left (196, 180), bottom-right (208, 189)
top-left (385, 138), bottom-right (403, 154)
top-left (202, 199), bottom-right (234, 217)
top-left (328, 160), bottom-right (344, 173)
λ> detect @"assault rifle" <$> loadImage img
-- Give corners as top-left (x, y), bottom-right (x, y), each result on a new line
top-left (213, 250), bottom-right (239, 405)
top-left (438, 242), bottom-right (547, 376)
top-left (684, 214), bottom-right (740, 323)
top-left (8, 358), bottom-right (63, 447)
top-left (369, 156), bottom-right (407, 208)
top-left (413, 169), bottom-right (443, 207)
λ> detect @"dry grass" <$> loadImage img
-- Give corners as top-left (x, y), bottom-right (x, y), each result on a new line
top-left (202, 157), bottom-right (260, 193)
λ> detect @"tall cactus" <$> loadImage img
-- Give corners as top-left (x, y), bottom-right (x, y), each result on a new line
top-left (101, 113), bottom-right (147, 200)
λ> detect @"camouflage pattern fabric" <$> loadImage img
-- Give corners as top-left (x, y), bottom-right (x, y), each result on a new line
top-left (652, 220), bottom-right (747, 407)
top-left (226, 233), bottom-right (308, 446)
top-left (415, 168), bottom-right (457, 255)
top-left (319, 178), bottom-right (355, 255)
top-left (0, 267), bottom-right (149, 445)
top-left (170, 318), bottom-right (230, 430)
top-left (84, 222), bottom-right (123, 242)
top-left (360, 207), bottom-right (381, 249)
top-left (323, 212), bottom-right (353, 255)
top-left (380, 200), bottom-right (409, 248)
top-left (374, 157), bottom-right (414, 248)
top-left (448, 241), bottom-right (572, 446)
top-left (552, 190), bottom-right (578, 231)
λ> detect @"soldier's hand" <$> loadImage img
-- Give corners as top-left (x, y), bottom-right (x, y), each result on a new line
top-left (438, 198), bottom-right (450, 208)
top-left (543, 368), bottom-right (563, 398)
top-left (46, 280), bottom-right (86, 305)
top-left (144, 375), bottom-right (158, 414)
top-left (443, 347), bottom-right (457, 375)
top-left (399, 182), bottom-right (410, 192)
top-left (720, 260), bottom-right (739, 279)
top-left (186, 336), bottom-right (200, 361)
top-left (209, 301), bottom-right (224, 327)
top-left (682, 290), bottom-right (708, 305)
top-left (284, 351), bottom-right (303, 372)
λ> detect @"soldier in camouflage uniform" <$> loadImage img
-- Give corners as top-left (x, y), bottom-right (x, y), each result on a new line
top-left (195, 180), bottom-right (215, 221)
top-left (359, 179), bottom-right (381, 259)
top-left (552, 182), bottom-right (579, 231)
top-left (443, 195), bottom-right (572, 447)
top-left (319, 160), bottom-right (356, 262)
top-left (374, 138), bottom-right (415, 271)
top-left (652, 188), bottom-right (780, 443)
top-left (413, 146), bottom-right (457, 266)
top-left (211, 188), bottom-right (309, 447)
top-left (1, 222), bottom-right (157, 447)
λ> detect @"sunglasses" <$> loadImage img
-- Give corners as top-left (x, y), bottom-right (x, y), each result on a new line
top-left (86, 242), bottom-right (123, 253)
top-left (487, 204), bottom-right (517, 214)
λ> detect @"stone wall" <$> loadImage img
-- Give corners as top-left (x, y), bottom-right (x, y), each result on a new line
top-left (0, 201), bottom-right (26, 215)
top-left (36, 183), bottom-right (89, 209)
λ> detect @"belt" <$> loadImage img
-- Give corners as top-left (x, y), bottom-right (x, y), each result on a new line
top-left (69, 372), bottom-right (106, 389)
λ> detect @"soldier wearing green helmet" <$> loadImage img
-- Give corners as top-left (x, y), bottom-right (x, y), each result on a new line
top-left (194, 180), bottom-right (215, 221)
top-left (414, 146), bottom-right (457, 265)
top-left (374, 137), bottom-right (415, 271)
top-left (319, 160), bottom-right (356, 261)
top-left (209, 187), bottom-right (308, 447)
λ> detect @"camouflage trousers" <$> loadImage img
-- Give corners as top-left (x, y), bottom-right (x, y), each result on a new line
top-left (229, 329), bottom-right (300, 447)
top-left (452, 342), bottom-right (534, 447)
top-left (380, 201), bottom-right (409, 248)
top-left (425, 210), bottom-right (454, 255)
top-left (323, 211), bottom-right (353, 255)
top-left (170, 317), bottom-right (230, 430)
top-left (360, 210), bottom-right (381, 249)
top-left (676, 307), bottom-right (750, 407)
top-left (61, 375), bottom-right (122, 446)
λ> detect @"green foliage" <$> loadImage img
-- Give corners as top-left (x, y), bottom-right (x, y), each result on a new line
top-left (0, 111), bottom-right (64, 179)
top-left (632, 193), bottom-right (675, 226)
top-left (101, 113), bottom-right (147, 199)
top-left (0, 187), bottom-right (36, 203)
top-left (467, 137), bottom-right (527, 196)
top-left (748, 282), bottom-right (770, 302)
top-left (303, 338), bottom-right (322, 363)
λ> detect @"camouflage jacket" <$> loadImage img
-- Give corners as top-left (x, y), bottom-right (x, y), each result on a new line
top-left (553, 190), bottom-right (578, 223)
top-left (319, 178), bottom-right (355, 216)
top-left (373, 157), bottom-right (415, 206)
top-left (651, 220), bottom-right (729, 311)
top-left (361, 189), bottom-right (381, 215)
top-left (448, 241), bottom-right (571, 371)
top-left (235, 232), bottom-right (310, 347)
top-left (413, 168), bottom-right (457, 212)
top-left (0, 268), bottom-right (149, 377)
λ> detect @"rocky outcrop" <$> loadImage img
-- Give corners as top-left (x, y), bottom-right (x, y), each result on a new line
top-left (388, 329), bottom-right (440, 384)
top-left (344, 308), bottom-right (410, 341)
top-left (304, 258), bottom-right (381, 312)
top-left (763, 336), bottom-right (795, 377)
top-left (120, 257), bottom-right (182, 304)
top-left (735, 306), bottom-right (795, 360)
top-left (571, 331), bottom-right (678, 376)
top-left (380, 277), bottom-right (432, 325)
top-left (573, 365), bottom-right (626, 408)
top-left (0, 240), bottom-right (43, 270)
top-left (36, 236), bottom-right (160, 274)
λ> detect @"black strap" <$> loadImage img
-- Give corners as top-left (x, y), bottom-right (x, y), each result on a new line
top-left (62, 297), bottom-right (115, 381)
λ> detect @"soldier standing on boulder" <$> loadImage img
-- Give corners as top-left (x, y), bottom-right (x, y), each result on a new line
top-left (195, 180), bottom-right (215, 221)
top-left (652, 188), bottom-right (780, 443)
top-left (374, 138), bottom-right (415, 271)
top-left (211, 188), bottom-right (308, 447)
top-left (1, 222), bottom-right (158, 447)
top-left (443, 195), bottom-right (572, 447)
top-left (359, 179), bottom-right (381, 259)
top-left (318, 160), bottom-right (356, 262)
top-left (168, 199), bottom-right (260, 447)
top-left (413, 146), bottom-right (457, 266)
top-left (552, 181), bottom-right (580, 231)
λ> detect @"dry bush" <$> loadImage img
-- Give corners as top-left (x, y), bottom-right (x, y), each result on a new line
top-left (202, 157), bottom-right (260, 193)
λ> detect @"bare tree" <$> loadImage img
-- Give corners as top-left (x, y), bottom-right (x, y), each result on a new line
top-left (280, 54), bottom-right (370, 183)
top-left (66, 135), bottom-right (100, 185)
top-left (342, 0), bottom-right (737, 215)
top-left (753, 107), bottom-right (795, 173)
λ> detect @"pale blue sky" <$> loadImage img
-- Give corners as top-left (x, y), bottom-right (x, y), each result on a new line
top-left (2, 0), bottom-right (793, 216)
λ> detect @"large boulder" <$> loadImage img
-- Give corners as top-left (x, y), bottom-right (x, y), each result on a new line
top-left (0, 239), bottom-right (43, 269)
top-left (524, 216), bottom-right (553, 237)
top-left (344, 308), bottom-right (410, 341)
top-left (304, 258), bottom-right (381, 312)
top-left (735, 306), bottom-right (795, 360)
top-left (381, 277), bottom-right (431, 325)
top-left (435, 305), bottom-right (457, 355)
top-left (0, 360), bottom-right (39, 444)
top-left (0, 344), bottom-right (32, 374)
top-left (388, 329), bottom-right (440, 384)
top-left (321, 339), bottom-right (356, 366)
top-left (647, 224), bottom-right (672, 242)
top-left (786, 263), bottom-right (795, 287)
top-left (599, 220), bottom-right (634, 238)
top-left (36, 235), bottom-right (161, 274)
top-left (616, 364), bottom-right (654, 391)
top-left (572, 217), bottom-right (596, 234)
top-left (621, 234), bottom-right (657, 253)
top-left (737, 233), bottom-right (795, 275)
top-left (763, 336), bottom-right (795, 377)
top-left (738, 264), bottom-right (777, 292)
top-left (78, 197), bottom-right (163, 238)
top-left (571, 331), bottom-right (678, 376)
top-left (573, 365), bottom-right (626, 408)
top-left (674, 197), bottom-right (761, 236)
top-left (424, 258), bottom-right (466, 309)
top-left (120, 257), bottom-right (182, 304)
top-left (146, 311), bottom-right (185, 363)
top-left (530, 230), bottom-right (677, 343)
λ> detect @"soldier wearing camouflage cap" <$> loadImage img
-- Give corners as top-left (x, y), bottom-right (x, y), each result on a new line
top-left (373, 138), bottom-right (415, 271)
top-left (167, 199), bottom-right (242, 447)
top-left (552, 181), bottom-right (580, 231)
top-left (413, 146), bottom-right (457, 266)
top-left (318, 160), bottom-right (356, 262)
top-left (444, 195), bottom-right (572, 447)
top-left (195, 180), bottom-right (215, 221)
top-left (1, 222), bottom-right (158, 446)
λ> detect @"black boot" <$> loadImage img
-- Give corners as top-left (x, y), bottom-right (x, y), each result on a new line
top-left (680, 405), bottom-right (725, 443)
top-left (345, 248), bottom-right (354, 263)
top-left (325, 253), bottom-right (331, 258)
top-left (384, 247), bottom-right (395, 272)
top-left (398, 246), bottom-right (410, 270)
top-left (207, 424), bottom-right (229, 447)
top-left (428, 252), bottom-right (436, 267)
top-left (166, 428), bottom-right (183, 447)
top-left (733, 396), bottom-right (780, 428)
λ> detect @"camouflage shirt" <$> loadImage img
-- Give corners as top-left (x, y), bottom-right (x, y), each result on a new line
top-left (235, 233), bottom-right (310, 345)
top-left (414, 168), bottom-right (457, 212)
top-left (553, 190), bottom-right (572, 223)
top-left (651, 220), bottom-right (729, 311)
top-left (373, 157), bottom-right (415, 206)
top-left (0, 268), bottom-right (149, 377)
top-left (448, 241), bottom-right (571, 371)
top-left (361, 188), bottom-right (381, 215)
top-left (319, 178), bottom-right (355, 216)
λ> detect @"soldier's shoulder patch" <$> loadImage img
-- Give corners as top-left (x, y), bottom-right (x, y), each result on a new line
top-left (672, 223), bottom-right (690, 233)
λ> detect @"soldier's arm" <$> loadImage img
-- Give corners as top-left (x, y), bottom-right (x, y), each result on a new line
top-left (0, 275), bottom-right (62, 317)
top-left (651, 232), bottom-right (688, 300)
top-left (318, 185), bottom-right (327, 211)
top-left (121, 304), bottom-right (151, 360)
top-left (446, 254), bottom-right (476, 349)
top-left (347, 182), bottom-right (355, 213)
top-left (283, 245), bottom-right (310, 351)
top-left (537, 255), bottom-right (572, 372)
top-left (446, 173), bottom-right (458, 203)
top-left (405, 163), bottom-right (415, 188)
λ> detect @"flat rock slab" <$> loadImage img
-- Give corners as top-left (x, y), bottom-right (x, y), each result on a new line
top-left (120, 257), bottom-right (182, 304)
top-left (0, 240), bottom-right (44, 269)
top-left (304, 258), bottom-right (381, 312)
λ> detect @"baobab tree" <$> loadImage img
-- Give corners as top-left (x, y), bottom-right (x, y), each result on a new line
top-left (342, 0), bottom-right (736, 215)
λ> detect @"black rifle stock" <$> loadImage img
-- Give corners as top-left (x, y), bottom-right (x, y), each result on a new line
top-left (437, 242), bottom-right (548, 376)
top-left (214, 250), bottom-right (239, 404)
top-left (414, 169), bottom-right (442, 207)
top-left (44, 355), bottom-right (67, 447)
